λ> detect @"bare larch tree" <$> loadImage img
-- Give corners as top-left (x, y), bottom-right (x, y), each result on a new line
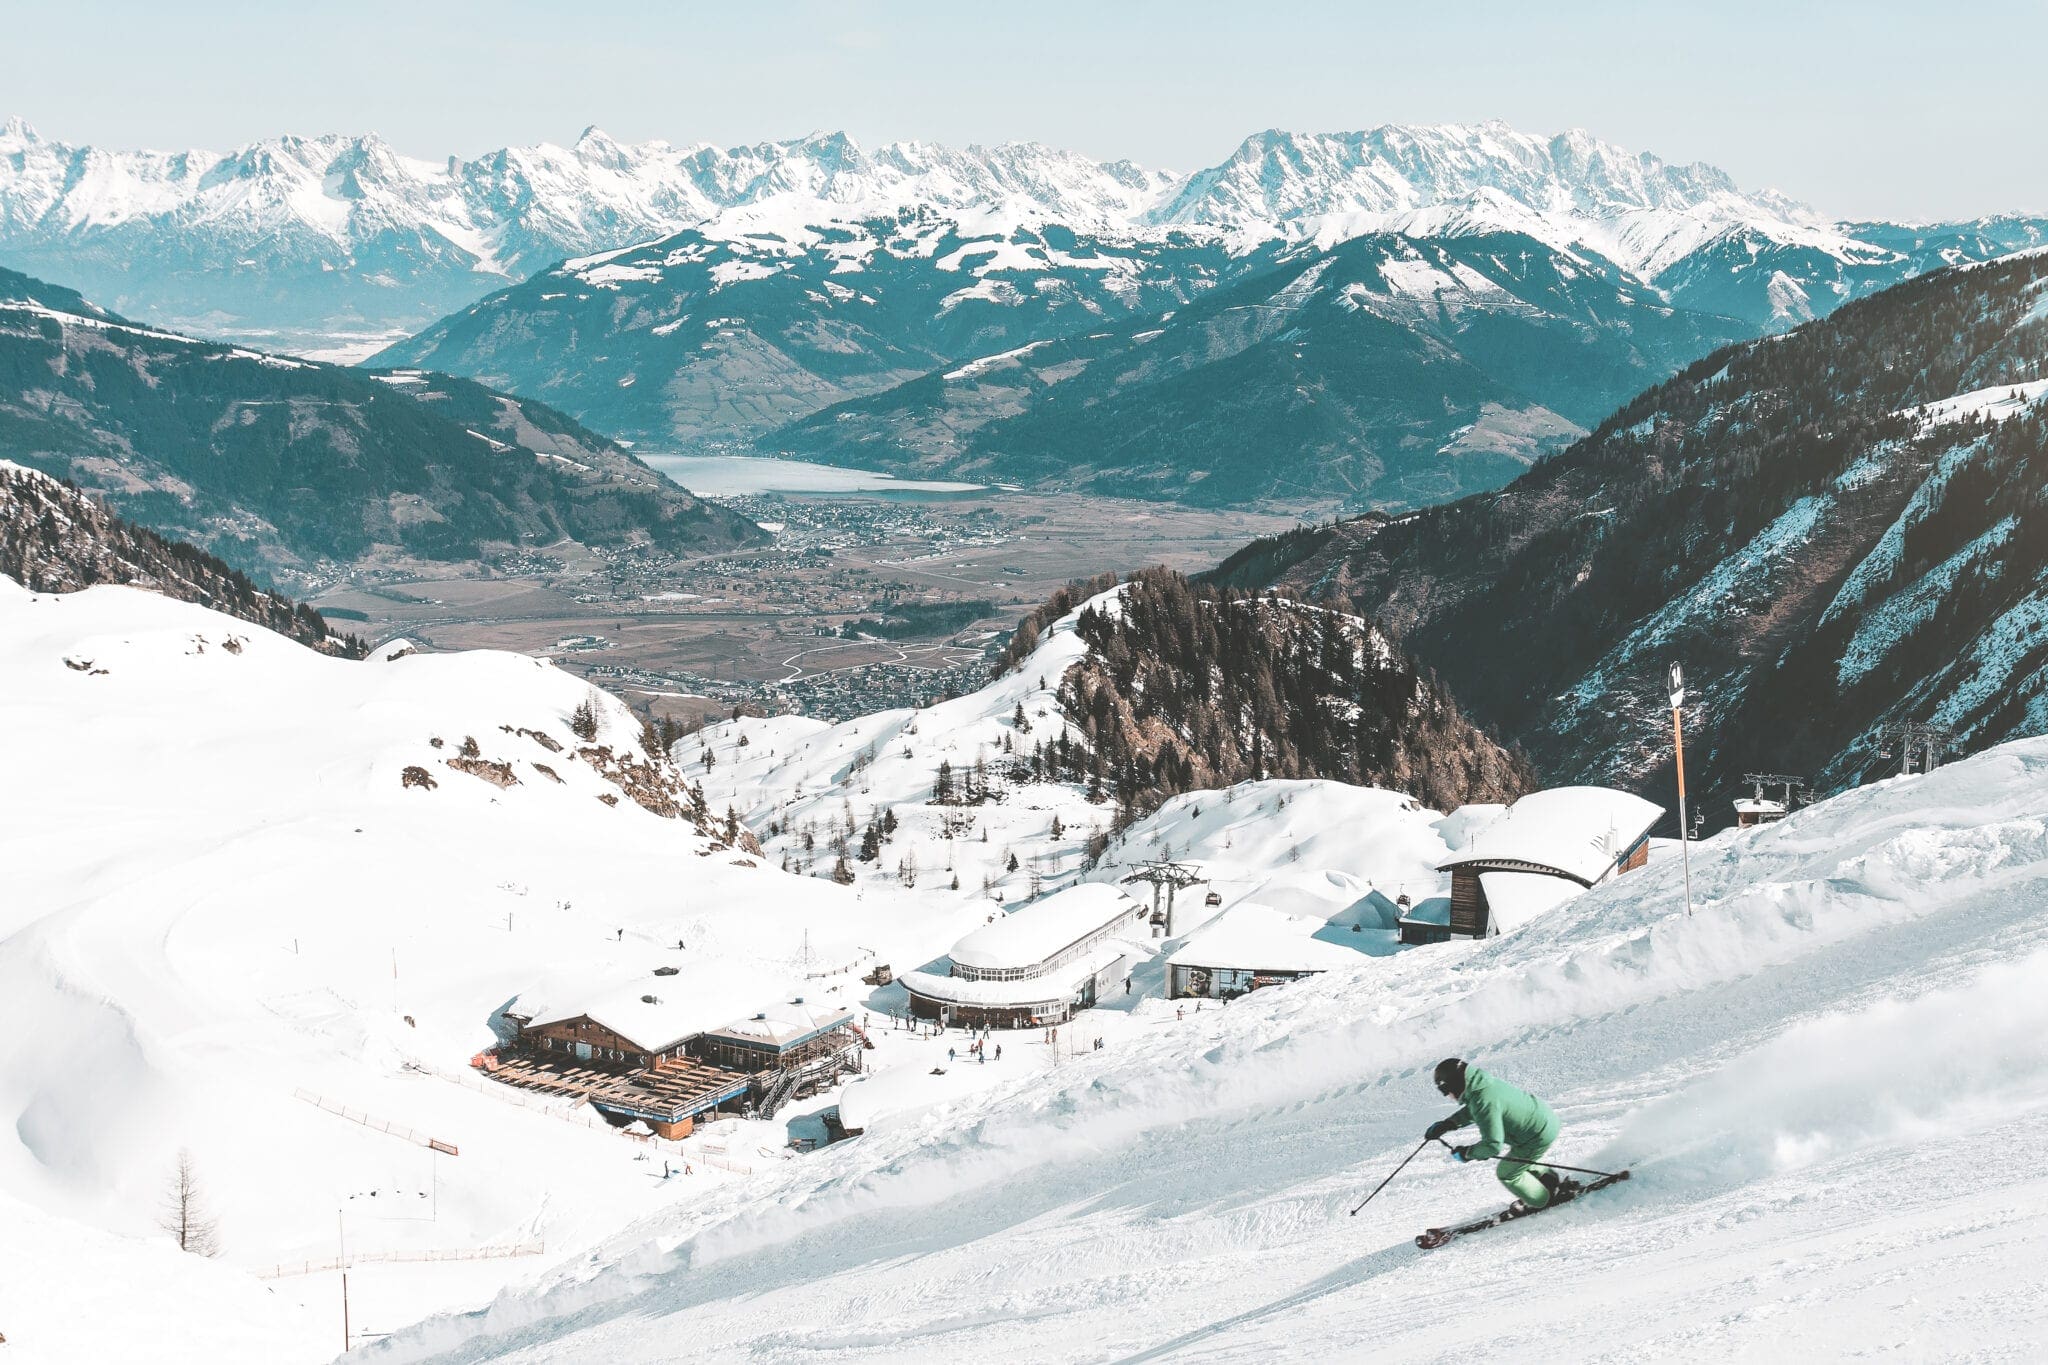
top-left (159, 1148), bottom-right (221, 1256)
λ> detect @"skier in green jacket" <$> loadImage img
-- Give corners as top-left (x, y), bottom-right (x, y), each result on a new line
top-left (1424, 1058), bottom-right (1563, 1210)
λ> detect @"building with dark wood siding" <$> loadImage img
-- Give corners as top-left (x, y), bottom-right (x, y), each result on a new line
top-left (489, 983), bottom-right (861, 1137)
top-left (1400, 786), bottom-right (1663, 944)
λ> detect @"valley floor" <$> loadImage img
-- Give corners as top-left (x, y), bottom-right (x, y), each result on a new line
top-left (306, 483), bottom-right (1293, 724)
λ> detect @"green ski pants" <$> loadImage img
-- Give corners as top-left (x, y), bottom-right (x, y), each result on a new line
top-left (1497, 1136), bottom-right (1556, 1208)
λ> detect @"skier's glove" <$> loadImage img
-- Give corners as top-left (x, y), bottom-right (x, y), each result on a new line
top-left (1424, 1118), bottom-right (1454, 1141)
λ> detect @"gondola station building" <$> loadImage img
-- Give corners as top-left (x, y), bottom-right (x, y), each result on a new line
top-left (900, 882), bottom-right (1150, 1029)
top-left (1399, 785), bottom-right (1664, 944)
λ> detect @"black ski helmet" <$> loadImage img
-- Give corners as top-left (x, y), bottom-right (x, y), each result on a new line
top-left (1433, 1058), bottom-right (1468, 1097)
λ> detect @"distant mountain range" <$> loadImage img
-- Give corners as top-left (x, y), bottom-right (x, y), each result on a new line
top-left (7, 115), bottom-right (2045, 511)
top-left (0, 264), bottom-right (762, 585)
top-left (377, 212), bottom-right (1243, 449)
top-left (0, 117), bottom-right (1180, 352)
top-left (1211, 250), bottom-right (2048, 819)
top-left (7, 114), bottom-right (2038, 346)
top-left (758, 230), bottom-right (1750, 507)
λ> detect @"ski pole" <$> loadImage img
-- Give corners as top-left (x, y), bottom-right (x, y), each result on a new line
top-left (1509, 1157), bottom-right (1627, 1181)
top-left (1349, 1137), bottom-right (1440, 1217)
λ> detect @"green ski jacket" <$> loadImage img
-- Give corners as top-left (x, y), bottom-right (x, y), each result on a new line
top-left (1445, 1066), bottom-right (1558, 1160)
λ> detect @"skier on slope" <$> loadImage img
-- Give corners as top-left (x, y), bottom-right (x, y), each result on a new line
top-left (1423, 1058), bottom-right (1563, 1211)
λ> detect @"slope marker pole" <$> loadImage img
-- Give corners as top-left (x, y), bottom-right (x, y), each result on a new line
top-left (1669, 662), bottom-right (1695, 919)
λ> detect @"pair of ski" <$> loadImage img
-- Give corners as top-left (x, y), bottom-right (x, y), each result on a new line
top-left (1415, 1169), bottom-right (1630, 1250)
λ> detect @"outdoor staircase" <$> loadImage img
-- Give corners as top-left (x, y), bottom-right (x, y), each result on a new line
top-left (756, 1069), bottom-right (798, 1121)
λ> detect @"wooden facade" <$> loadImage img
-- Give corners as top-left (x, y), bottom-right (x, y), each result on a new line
top-left (499, 994), bottom-right (863, 1135)
top-left (1447, 870), bottom-right (1491, 938)
top-left (691, 1019), bottom-right (860, 1076)
top-left (518, 1014), bottom-right (691, 1073)
top-left (1397, 919), bottom-right (1453, 946)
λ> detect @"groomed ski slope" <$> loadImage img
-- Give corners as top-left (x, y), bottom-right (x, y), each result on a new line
top-left (376, 739), bottom-right (2048, 1362)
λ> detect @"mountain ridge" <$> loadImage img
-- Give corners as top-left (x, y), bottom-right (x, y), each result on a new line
top-left (0, 263), bottom-right (764, 585)
top-left (1212, 252), bottom-right (2048, 820)
top-left (0, 115), bottom-right (1863, 348)
top-left (0, 459), bottom-right (362, 654)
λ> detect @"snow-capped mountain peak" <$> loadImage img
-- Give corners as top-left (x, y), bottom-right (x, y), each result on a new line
top-left (1148, 120), bottom-right (1828, 275)
top-left (10, 115), bottom-right (2012, 356)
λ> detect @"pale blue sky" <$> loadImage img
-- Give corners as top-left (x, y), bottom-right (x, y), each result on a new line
top-left (3, 0), bottom-right (2040, 220)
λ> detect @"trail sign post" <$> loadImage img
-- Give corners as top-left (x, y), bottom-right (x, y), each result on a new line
top-left (1668, 663), bottom-right (1695, 919)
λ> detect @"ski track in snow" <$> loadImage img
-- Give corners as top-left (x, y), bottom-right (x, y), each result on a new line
top-left (14, 574), bottom-right (2048, 1362)
top-left (370, 744), bottom-right (2048, 1363)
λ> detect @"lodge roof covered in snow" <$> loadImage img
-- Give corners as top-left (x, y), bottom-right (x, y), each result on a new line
top-left (700, 1001), bottom-right (855, 1050)
top-left (948, 883), bottom-right (1147, 973)
top-left (1437, 785), bottom-right (1662, 886)
top-left (512, 966), bottom-right (806, 1055)
top-left (1166, 902), bottom-right (1381, 974)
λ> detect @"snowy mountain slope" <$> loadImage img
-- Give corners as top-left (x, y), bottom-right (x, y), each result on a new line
top-left (23, 111), bottom-right (2025, 511)
top-left (1154, 121), bottom-right (1814, 251)
top-left (763, 230), bottom-right (1750, 508)
top-left (677, 573), bottom-right (1523, 902)
top-left (0, 119), bottom-right (1181, 353)
top-left (1220, 251), bottom-right (2048, 820)
top-left (0, 459), bottom-right (358, 653)
top-left (0, 264), bottom-right (760, 584)
top-left (373, 211), bottom-right (1242, 449)
top-left (365, 731), bottom-right (2048, 1363)
top-left (8, 112), bottom-right (2022, 380)
top-left (368, 121), bottom-right (2040, 504)
top-left (0, 577), bottom-right (984, 1361)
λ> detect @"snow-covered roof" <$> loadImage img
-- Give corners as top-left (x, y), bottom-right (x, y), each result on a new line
top-left (1167, 902), bottom-right (1379, 975)
top-left (901, 943), bottom-right (1135, 1008)
top-left (1734, 798), bottom-right (1787, 817)
top-left (947, 883), bottom-right (1146, 972)
top-left (520, 969), bottom-right (794, 1054)
top-left (1395, 895), bottom-right (1454, 927)
top-left (1438, 786), bottom-right (1662, 885)
top-left (1478, 871), bottom-right (1582, 934)
top-left (701, 1001), bottom-right (854, 1050)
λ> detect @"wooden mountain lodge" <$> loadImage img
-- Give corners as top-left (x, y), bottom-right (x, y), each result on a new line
top-left (1400, 786), bottom-right (1664, 945)
top-left (484, 981), bottom-right (865, 1138)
